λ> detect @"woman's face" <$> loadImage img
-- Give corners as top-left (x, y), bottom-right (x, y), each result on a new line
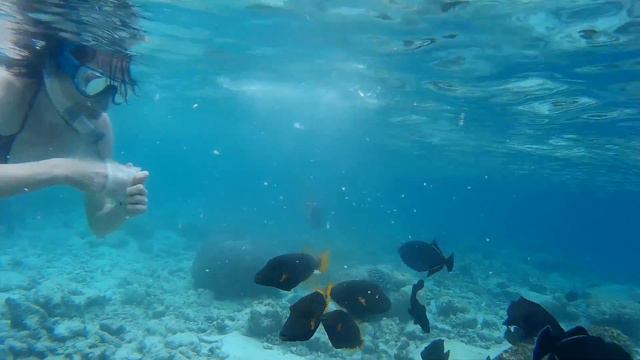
top-left (52, 67), bottom-right (111, 118)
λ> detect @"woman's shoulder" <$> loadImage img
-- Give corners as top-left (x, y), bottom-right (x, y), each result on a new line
top-left (0, 67), bottom-right (39, 136)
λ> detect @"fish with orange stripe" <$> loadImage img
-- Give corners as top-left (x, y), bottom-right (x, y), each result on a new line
top-left (279, 284), bottom-right (332, 342)
top-left (279, 284), bottom-right (364, 350)
top-left (254, 252), bottom-right (330, 291)
top-left (330, 280), bottom-right (391, 319)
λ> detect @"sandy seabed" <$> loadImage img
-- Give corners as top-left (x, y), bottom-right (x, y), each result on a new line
top-left (0, 224), bottom-right (638, 360)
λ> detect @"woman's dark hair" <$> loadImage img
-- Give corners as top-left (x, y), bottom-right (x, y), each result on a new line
top-left (2, 0), bottom-right (144, 100)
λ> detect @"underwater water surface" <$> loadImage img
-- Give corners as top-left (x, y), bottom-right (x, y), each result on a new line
top-left (1, 0), bottom-right (639, 359)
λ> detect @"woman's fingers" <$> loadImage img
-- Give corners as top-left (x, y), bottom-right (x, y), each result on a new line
top-left (127, 184), bottom-right (148, 197)
top-left (121, 169), bottom-right (149, 216)
top-left (127, 195), bottom-right (148, 206)
top-left (131, 171), bottom-right (149, 185)
top-left (126, 204), bottom-right (147, 215)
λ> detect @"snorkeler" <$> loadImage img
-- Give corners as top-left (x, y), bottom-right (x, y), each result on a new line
top-left (0, 0), bottom-right (148, 237)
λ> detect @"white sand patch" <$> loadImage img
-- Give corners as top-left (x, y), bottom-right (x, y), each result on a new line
top-left (406, 339), bottom-right (510, 360)
top-left (445, 339), bottom-right (510, 359)
top-left (220, 331), bottom-right (305, 360)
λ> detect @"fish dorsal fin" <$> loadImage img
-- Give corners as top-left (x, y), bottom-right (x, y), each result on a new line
top-left (558, 326), bottom-right (591, 345)
top-left (563, 326), bottom-right (589, 338)
top-left (317, 283), bottom-right (333, 312)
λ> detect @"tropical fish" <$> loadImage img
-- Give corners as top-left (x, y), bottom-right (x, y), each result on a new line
top-left (331, 280), bottom-right (391, 319)
top-left (502, 296), bottom-right (564, 345)
top-left (408, 279), bottom-right (430, 333)
top-left (321, 310), bottom-right (363, 349)
top-left (398, 240), bottom-right (454, 276)
top-left (279, 286), bottom-right (331, 342)
top-left (421, 339), bottom-right (450, 360)
top-left (533, 325), bottom-right (632, 360)
top-left (254, 252), bottom-right (330, 291)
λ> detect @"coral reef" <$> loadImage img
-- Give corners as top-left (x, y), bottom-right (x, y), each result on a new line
top-left (590, 325), bottom-right (637, 359)
top-left (244, 299), bottom-right (286, 339)
top-left (366, 266), bottom-right (409, 294)
top-left (589, 300), bottom-right (640, 343)
top-left (436, 298), bottom-right (470, 318)
top-left (493, 343), bottom-right (534, 360)
top-left (1, 226), bottom-right (638, 360)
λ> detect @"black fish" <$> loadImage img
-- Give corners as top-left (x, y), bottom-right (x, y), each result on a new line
top-left (254, 252), bottom-right (329, 291)
top-left (408, 279), bottom-right (430, 333)
top-left (398, 240), bottom-right (454, 276)
top-left (502, 296), bottom-right (564, 345)
top-left (321, 310), bottom-right (362, 349)
top-left (533, 325), bottom-right (632, 360)
top-left (331, 280), bottom-right (391, 319)
top-left (421, 339), bottom-right (450, 360)
top-left (279, 289), bottom-right (329, 342)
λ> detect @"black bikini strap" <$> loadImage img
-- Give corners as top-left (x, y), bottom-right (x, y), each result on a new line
top-left (0, 81), bottom-right (42, 163)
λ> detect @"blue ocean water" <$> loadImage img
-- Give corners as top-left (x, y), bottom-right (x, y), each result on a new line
top-left (1, 1), bottom-right (640, 359)
top-left (125, 0), bottom-right (640, 282)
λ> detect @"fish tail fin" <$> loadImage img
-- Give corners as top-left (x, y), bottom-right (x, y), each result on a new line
top-left (445, 253), bottom-right (454, 272)
top-left (319, 251), bottom-right (331, 273)
top-left (532, 326), bottom-right (554, 360)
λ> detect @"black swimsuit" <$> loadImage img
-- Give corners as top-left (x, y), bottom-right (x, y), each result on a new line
top-left (0, 134), bottom-right (14, 164)
top-left (0, 85), bottom-right (41, 164)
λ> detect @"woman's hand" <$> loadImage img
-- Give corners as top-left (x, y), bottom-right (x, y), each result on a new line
top-left (61, 159), bottom-right (149, 216)
top-left (60, 158), bottom-right (109, 193)
top-left (81, 161), bottom-right (149, 237)
top-left (120, 168), bottom-right (149, 217)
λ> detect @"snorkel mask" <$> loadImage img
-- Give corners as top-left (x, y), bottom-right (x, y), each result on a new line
top-left (43, 42), bottom-right (125, 142)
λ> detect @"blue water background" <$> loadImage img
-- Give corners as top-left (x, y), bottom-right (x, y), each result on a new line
top-left (4, 1), bottom-right (640, 284)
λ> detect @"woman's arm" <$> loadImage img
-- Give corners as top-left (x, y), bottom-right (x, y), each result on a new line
top-left (0, 158), bottom-right (111, 198)
top-left (84, 114), bottom-right (149, 237)
top-left (0, 159), bottom-right (66, 197)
